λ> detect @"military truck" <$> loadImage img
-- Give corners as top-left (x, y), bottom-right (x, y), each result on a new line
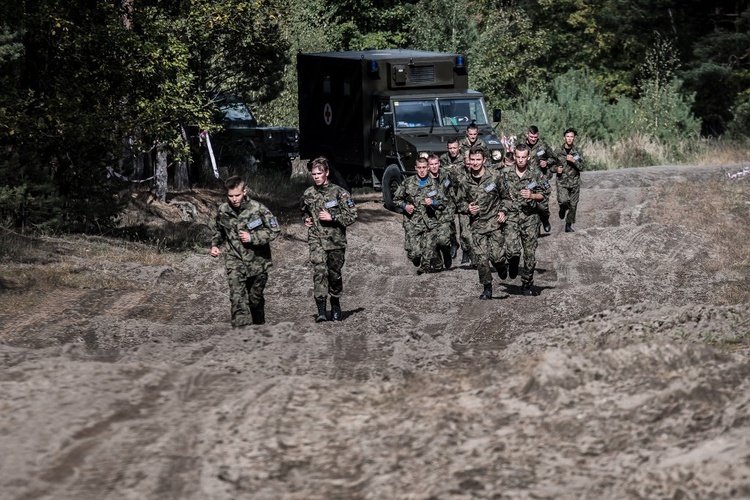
top-left (297, 49), bottom-right (503, 211)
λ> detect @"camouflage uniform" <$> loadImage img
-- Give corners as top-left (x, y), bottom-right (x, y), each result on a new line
top-left (555, 143), bottom-right (585, 226)
top-left (211, 197), bottom-right (280, 327)
top-left (300, 182), bottom-right (358, 300)
top-left (525, 137), bottom-right (557, 225)
top-left (455, 169), bottom-right (512, 285)
top-left (393, 175), bottom-right (442, 273)
top-left (429, 169), bottom-right (457, 269)
top-left (503, 166), bottom-right (551, 289)
top-left (459, 137), bottom-right (488, 157)
top-left (440, 152), bottom-right (473, 261)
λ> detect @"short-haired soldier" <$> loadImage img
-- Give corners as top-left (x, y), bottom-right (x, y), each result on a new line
top-left (210, 175), bottom-right (280, 326)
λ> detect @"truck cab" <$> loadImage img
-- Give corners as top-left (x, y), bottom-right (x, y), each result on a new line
top-left (297, 49), bottom-right (503, 211)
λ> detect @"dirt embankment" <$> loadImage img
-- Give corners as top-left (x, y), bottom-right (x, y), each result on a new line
top-left (1, 165), bottom-right (749, 499)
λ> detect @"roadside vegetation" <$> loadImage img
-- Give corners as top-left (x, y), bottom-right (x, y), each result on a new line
top-left (1, 1), bottom-right (749, 235)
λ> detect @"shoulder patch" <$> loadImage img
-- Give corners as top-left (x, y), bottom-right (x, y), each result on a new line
top-left (269, 217), bottom-right (278, 228)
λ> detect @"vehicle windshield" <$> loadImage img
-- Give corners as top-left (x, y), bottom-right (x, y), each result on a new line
top-left (437, 98), bottom-right (489, 126)
top-left (393, 98), bottom-right (489, 128)
top-left (221, 102), bottom-right (256, 122)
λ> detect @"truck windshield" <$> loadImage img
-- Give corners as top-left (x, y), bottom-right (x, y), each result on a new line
top-left (393, 98), bottom-right (488, 128)
top-left (437, 98), bottom-right (489, 127)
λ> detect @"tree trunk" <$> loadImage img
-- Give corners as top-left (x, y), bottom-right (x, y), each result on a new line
top-left (176, 160), bottom-right (189, 191)
top-left (155, 144), bottom-right (168, 202)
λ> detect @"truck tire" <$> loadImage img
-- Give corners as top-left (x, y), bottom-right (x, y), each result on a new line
top-left (382, 164), bottom-right (403, 212)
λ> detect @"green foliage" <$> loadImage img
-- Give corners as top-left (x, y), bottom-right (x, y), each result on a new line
top-left (407, 0), bottom-right (478, 53)
top-left (468, 8), bottom-right (548, 111)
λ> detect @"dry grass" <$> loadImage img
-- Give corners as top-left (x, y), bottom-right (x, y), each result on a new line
top-left (583, 135), bottom-right (749, 170)
top-left (655, 176), bottom-right (750, 304)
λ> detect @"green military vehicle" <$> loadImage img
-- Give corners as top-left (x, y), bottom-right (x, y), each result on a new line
top-left (297, 49), bottom-right (503, 211)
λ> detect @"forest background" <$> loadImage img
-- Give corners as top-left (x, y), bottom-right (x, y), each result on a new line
top-left (1, 0), bottom-right (749, 232)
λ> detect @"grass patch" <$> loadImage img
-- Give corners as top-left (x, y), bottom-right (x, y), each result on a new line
top-left (654, 176), bottom-right (750, 305)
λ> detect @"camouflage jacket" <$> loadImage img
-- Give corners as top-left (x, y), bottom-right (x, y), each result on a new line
top-left (393, 175), bottom-right (443, 233)
top-left (525, 138), bottom-right (558, 175)
top-left (555, 143), bottom-right (585, 186)
top-left (455, 169), bottom-right (512, 235)
top-left (211, 197), bottom-right (280, 275)
top-left (431, 171), bottom-right (457, 224)
top-left (503, 166), bottom-right (551, 220)
top-left (300, 182), bottom-right (357, 251)
top-left (439, 151), bottom-right (465, 171)
top-left (459, 137), bottom-right (488, 156)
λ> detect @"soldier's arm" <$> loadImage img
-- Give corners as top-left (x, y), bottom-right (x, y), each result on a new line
top-left (393, 182), bottom-right (409, 213)
top-left (247, 204), bottom-right (281, 245)
top-left (572, 148), bottom-right (585, 171)
top-left (333, 189), bottom-right (358, 227)
top-left (210, 210), bottom-right (226, 248)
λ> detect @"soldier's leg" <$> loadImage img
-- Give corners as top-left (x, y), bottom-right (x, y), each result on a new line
top-left (557, 180), bottom-right (570, 219)
top-left (247, 272), bottom-right (268, 324)
top-left (567, 184), bottom-right (580, 225)
top-left (472, 232), bottom-right (493, 285)
top-left (327, 249), bottom-right (346, 297)
top-left (226, 264), bottom-right (252, 327)
top-left (417, 230), bottom-right (436, 274)
top-left (503, 219), bottom-right (521, 279)
top-left (488, 230), bottom-right (507, 275)
top-left (404, 225), bottom-right (421, 266)
top-left (520, 216), bottom-right (539, 289)
top-left (432, 223), bottom-right (452, 270)
top-left (458, 214), bottom-right (474, 259)
top-left (309, 241), bottom-right (329, 300)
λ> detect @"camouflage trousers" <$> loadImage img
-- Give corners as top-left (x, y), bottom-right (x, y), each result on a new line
top-left (457, 214), bottom-right (474, 256)
top-left (557, 181), bottom-right (581, 225)
top-left (309, 242), bottom-right (346, 300)
top-left (404, 225), bottom-right (439, 272)
top-left (225, 263), bottom-right (268, 327)
top-left (429, 222), bottom-right (453, 269)
top-left (472, 229), bottom-right (506, 285)
top-left (504, 213), bottom-right (540, 287)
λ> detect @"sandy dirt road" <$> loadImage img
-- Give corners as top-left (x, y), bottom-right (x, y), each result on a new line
top-left (1, 165), bottom-right (749, 499)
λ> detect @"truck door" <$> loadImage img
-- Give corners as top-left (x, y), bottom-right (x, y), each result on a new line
top-left (371, 99), bottom-right (393, 170)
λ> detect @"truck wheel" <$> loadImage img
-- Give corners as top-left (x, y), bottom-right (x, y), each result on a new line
top-left (382, 164), bottom-right (403, 212)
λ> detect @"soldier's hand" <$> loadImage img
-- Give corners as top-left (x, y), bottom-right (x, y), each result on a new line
top-left (405, 204), bottom-right (415, 215)
top-left (210, 246), bottom-right (221, 257)
top-left (520, 189), bottom-right (531, 199)
top-left (424, 197), bottom-right (433, 206)
top-left (304, 216), bottom-right (313, 227)
top-left (497, 211), bottom-right (507, 223)
top-left (318, 210), bottom-right (333, 221)
top-left (239, 230), bottom-right (252, 244)
top-left (468, 202), bottom-right (480, 215)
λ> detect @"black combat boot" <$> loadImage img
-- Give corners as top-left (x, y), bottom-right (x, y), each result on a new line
top-left (565, 223), bottom-right (574, 233)
top-left (479, 283), bottom-right (492, 300)
top-left (250, 306), bottom-right (265, 325)
top-left (461, 252), bottom-right (471, 266)
top-left (315, 298), bottom-right (328, 323)
top-left (508, 255), bottom-right (520, 279)
top-left (450, 241), bottom-right (460, 259)
top-left (494, 262), bottom-right (508, 280)
top-left (522, 285), bottom-right (538, 296)
top-left (330, 296), bottom-right (343, 321)
top-left (541, 215), bottom-right (551, 233)
top-left (441, 246), bottom-right (452, 270)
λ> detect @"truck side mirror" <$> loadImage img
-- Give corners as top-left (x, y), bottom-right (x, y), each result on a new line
top-left (493, 109), bottom-right (502, 123)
